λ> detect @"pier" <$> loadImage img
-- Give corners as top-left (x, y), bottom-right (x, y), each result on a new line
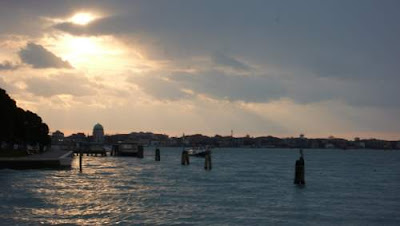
top-left (73, 149), bottom-right (107, 157)
top-left (72, 143), bottom-right (107, 157)
top-left (0, 149), bottom-right (73, 170)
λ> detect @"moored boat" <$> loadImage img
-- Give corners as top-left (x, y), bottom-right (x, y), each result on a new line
top-left (186, 147), bottom-right (211, 157)
top-left (112, 142), bottom-right (144, 158)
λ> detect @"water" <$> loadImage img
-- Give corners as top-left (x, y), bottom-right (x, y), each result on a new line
top-left (1, 148), bottom-right (400, 225)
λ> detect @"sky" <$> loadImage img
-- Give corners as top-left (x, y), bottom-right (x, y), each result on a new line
top-left (0, 0), bottom-right (400, 139)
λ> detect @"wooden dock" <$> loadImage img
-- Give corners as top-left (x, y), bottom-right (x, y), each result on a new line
top-left (73, 150), bottom-right (107, 156)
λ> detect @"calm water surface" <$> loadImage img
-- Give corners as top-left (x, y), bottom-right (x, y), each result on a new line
top-left (1, 148), bottom-right (400, 225)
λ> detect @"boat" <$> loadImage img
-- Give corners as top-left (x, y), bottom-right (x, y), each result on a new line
top-left (186, 146), bottom-right (211, 157)
top-left (112, 142), bottom-right (144, 158)
top-left (88, 144), bottom-right (106, 156)
top-left (59, 151), bottom-right (74, 167)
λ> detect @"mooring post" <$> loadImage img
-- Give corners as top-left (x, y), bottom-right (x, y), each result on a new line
top-left (79, 149), bottom-right (83, 173)
top-left (209, 152), bottom-right (212, 170)
top-left (155, 148), bottom-right (160, 161)
top-left (294, 149), bottom-right (305, 185)
top-left (181, 151), bottom-right (185, 165)
top-left (115, 145), bottom-right (119, 156)
top-left (204, 152), bottom-right (212, 170)
top-left (138, 145), bottom-right (144, 158)
top-left (111, 145), bottom-right (117, 156)
top-left (181, 150), bottom-right (190, 165)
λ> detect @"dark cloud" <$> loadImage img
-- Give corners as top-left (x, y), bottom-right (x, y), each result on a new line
top-left (53, 16), bottom-right (124, 36)
top-left (53, 22), bottom-right (93, 36)
top-left (0, 0), bottom-right (118, 37)
top-left (129, 71), bottom-right (285, 103)
top-left (129, 69), bottom-right (400, 108)
top-left (128, 75), bottom-right (191, 101)
top-left (18, 42), bottom-right (72, 69)
top-left (25, 73), bottom-right (96, 97)
top-left (0, 61), bottom-right (19, 70)
top-left (171, 72), bottom-right (285, 102)
top-left (212, 53), bottom-right (251, 72)
top-left (284, 75), bottom-right (400, 108)
top-left (50, 0), bottom-right (400, 80)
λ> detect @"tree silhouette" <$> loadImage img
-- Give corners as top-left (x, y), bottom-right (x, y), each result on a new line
top-left (0, 88), bottom-right (50, 149)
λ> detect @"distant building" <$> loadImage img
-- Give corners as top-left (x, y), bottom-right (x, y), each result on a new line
top-left (325, 143), bottom-right (335, 149)
top-left (68, 133), bottom-right (87, 144)
top-left (51, 130), bottom-right (64, 144)
top-left (93, 123), bottom-right (104, 144)
top-left (311, 140), bottom-right (320, 148)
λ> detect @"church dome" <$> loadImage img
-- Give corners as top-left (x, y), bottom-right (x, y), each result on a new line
top-left (92, 123), bottom-right (105, 144)
top-left (93, 123), bottom-right (103, 131)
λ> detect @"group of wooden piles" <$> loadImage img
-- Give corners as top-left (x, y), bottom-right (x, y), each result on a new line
top-left (78, 147), bottom-right (305, 186)
top-left (181, 150), bottom-right (212, 170)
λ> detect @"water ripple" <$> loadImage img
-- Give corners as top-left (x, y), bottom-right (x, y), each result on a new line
top-left (1, 148), bottom-right (400, 225)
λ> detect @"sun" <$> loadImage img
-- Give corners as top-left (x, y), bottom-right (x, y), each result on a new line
top-left (70, 13), bottom-right (95, 25)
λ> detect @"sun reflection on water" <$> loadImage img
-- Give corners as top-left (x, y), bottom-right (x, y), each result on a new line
top-left (17, 156), bottom-right (162, 225)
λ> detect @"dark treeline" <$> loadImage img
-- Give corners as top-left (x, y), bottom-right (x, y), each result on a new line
top-left (0, 88), bottom-right (50, 149)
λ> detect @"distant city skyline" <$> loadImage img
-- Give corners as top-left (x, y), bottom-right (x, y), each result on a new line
top-left (1, 1), bottom-right (400, 140)
top-left (52, 128), bottom-right (400, 150)
top-left (57, 126), bottom-right (399, 141)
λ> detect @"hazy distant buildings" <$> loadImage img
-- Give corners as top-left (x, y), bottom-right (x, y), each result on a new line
top-left (69, 133), bottom-right (87, 143)
top-left (325, 143), bottom-right (335, 149)
top-left (93, 123), bottom-right (105, 144)
top-left (51, 125), bottom-right (399, 150)
top-left (51, 130), bottom-right (64, 144)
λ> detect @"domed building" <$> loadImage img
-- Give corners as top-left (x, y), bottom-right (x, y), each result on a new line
top-left (93, 123), bottom-right (105, 144)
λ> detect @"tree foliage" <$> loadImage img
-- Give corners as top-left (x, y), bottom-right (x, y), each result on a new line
top-left (0, 88), bottom-right (50, 146)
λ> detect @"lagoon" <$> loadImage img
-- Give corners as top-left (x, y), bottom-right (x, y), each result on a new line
top-left (0, 148), bottom-right (399, 225)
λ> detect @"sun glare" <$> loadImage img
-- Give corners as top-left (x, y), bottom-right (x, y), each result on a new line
top-left (43, 32), bottom-right (157, 76)
top-left (68, 37), bottom-right (98, 54)
top-left (70, 13), bottom-right (95, 25)
top-left (47, 34), bottom-right (129, 70)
